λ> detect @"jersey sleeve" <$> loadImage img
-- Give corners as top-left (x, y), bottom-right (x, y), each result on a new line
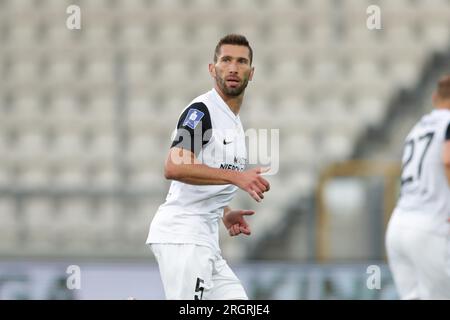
top-left (445, 122), bottom-right (450, 140)
top-left (170, 102), bottom-right (212, 156)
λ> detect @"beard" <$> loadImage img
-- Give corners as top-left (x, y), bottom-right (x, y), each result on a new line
top-left (215, 70), bottom-right (249, 97)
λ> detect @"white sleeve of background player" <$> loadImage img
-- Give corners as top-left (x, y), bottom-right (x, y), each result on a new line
top-left (443, 122), bottom-right (450, 168)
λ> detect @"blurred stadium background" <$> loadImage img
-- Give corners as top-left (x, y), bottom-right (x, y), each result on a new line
top-left (1, 0), bottom-right (450, 299)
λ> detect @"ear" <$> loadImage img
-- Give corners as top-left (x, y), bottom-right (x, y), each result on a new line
top-left (432, 91), bottom-right (438, 105)
top-left (248, 66), bottom-right (255, 81)
top-left (208, 63), bottom-right (216, 78)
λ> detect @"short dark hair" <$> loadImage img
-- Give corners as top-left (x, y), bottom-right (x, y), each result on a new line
top-left (214, 34), bottom-right (253, 65)
top-left (437, 75), bottom-right (450, 100)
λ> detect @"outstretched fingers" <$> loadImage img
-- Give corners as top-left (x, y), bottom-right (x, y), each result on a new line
top-left (228, 224), bottom-right (238, 236)
top-left (256, 167), bottom-right (271, 175)
top-left (239, 225), bottom-right (251, 235)
top-left (258, 176), bottom-right (270, 192)
top-left (240, 210), bottom-right (255, 216)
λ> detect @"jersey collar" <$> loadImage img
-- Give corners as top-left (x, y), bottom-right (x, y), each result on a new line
top-left (210, 88), bottom-right (240, 123)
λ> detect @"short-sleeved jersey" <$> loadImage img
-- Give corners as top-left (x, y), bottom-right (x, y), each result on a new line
top-left (146, 88), bottom-right (247, 251)
top-left (395, 108), bottom-right (450, 235)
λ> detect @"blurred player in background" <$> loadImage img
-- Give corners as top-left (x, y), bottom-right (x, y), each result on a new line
top-left (146, 34), bottom-right (270, 300)
top-left (386, 75), bottom-right (450, 299)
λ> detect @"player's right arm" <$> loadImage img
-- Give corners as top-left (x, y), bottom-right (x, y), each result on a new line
top-left (443, 122), bottom-right (450, 185)
top-left (164, 102), bottom-right (269, 202)
top-left (165, 147), bottom-right (270, 202)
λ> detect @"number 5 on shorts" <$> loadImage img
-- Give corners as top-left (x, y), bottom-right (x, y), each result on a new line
top-left (194, 277), bottom-right (204, 300)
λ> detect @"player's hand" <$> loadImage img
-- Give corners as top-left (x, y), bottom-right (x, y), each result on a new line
top-left (235, 167), bottom-right (270, 202)
top-left (223, 210), bottom-right (255, 236)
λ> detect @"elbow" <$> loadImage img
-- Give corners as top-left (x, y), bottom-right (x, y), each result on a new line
top-left (164, 163), bottom-right (179, 180)
top-left (164, 166), bottom-right (175, 180)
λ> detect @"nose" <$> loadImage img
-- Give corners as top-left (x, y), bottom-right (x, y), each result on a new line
top-left (228, 61), bottom-right (238, 73)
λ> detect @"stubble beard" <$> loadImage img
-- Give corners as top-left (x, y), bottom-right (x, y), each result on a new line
top-left (215, 71), bottom-right (249, 97)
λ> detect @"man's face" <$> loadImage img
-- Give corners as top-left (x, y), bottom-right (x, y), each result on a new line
top-left (209, 44), bottom-right (254, 97)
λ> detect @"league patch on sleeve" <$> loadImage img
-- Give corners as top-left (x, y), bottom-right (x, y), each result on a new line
top-left (182, 108), bottom-right (205, 129)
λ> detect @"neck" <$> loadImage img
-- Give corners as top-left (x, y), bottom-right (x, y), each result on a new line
top-left (214, 84), bottom-right (244, 115)
top-left (435, 101), bottom-right (450, 110)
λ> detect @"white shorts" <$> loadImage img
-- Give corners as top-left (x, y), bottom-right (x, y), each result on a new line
top-left (150, 243), bottom-right (248, 300)
top-left (386, 213), bottom-right (450, 299)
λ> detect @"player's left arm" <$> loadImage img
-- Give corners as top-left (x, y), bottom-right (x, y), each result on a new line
top-left (222, 206), bottom-right (255, 237)
top-left (443, 122), bottom-right (450, 186)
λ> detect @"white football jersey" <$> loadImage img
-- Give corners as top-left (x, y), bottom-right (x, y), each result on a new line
top-left (395, 108), bottom-right (450, 235)
top-left (146, 88), bottom-right (247, 251)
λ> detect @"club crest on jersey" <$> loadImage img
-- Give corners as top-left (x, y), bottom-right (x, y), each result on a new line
top-left (183, 109), bottom-right (205, 129)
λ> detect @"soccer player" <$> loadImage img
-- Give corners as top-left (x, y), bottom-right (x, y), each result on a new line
top-left (146, 34), bottom-right (270, 300)
top-left (385, 75), bottom-right (450, 299)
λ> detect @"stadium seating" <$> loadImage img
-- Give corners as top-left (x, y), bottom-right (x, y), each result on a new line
top-left (0, 0), bottom-right (448, 258)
